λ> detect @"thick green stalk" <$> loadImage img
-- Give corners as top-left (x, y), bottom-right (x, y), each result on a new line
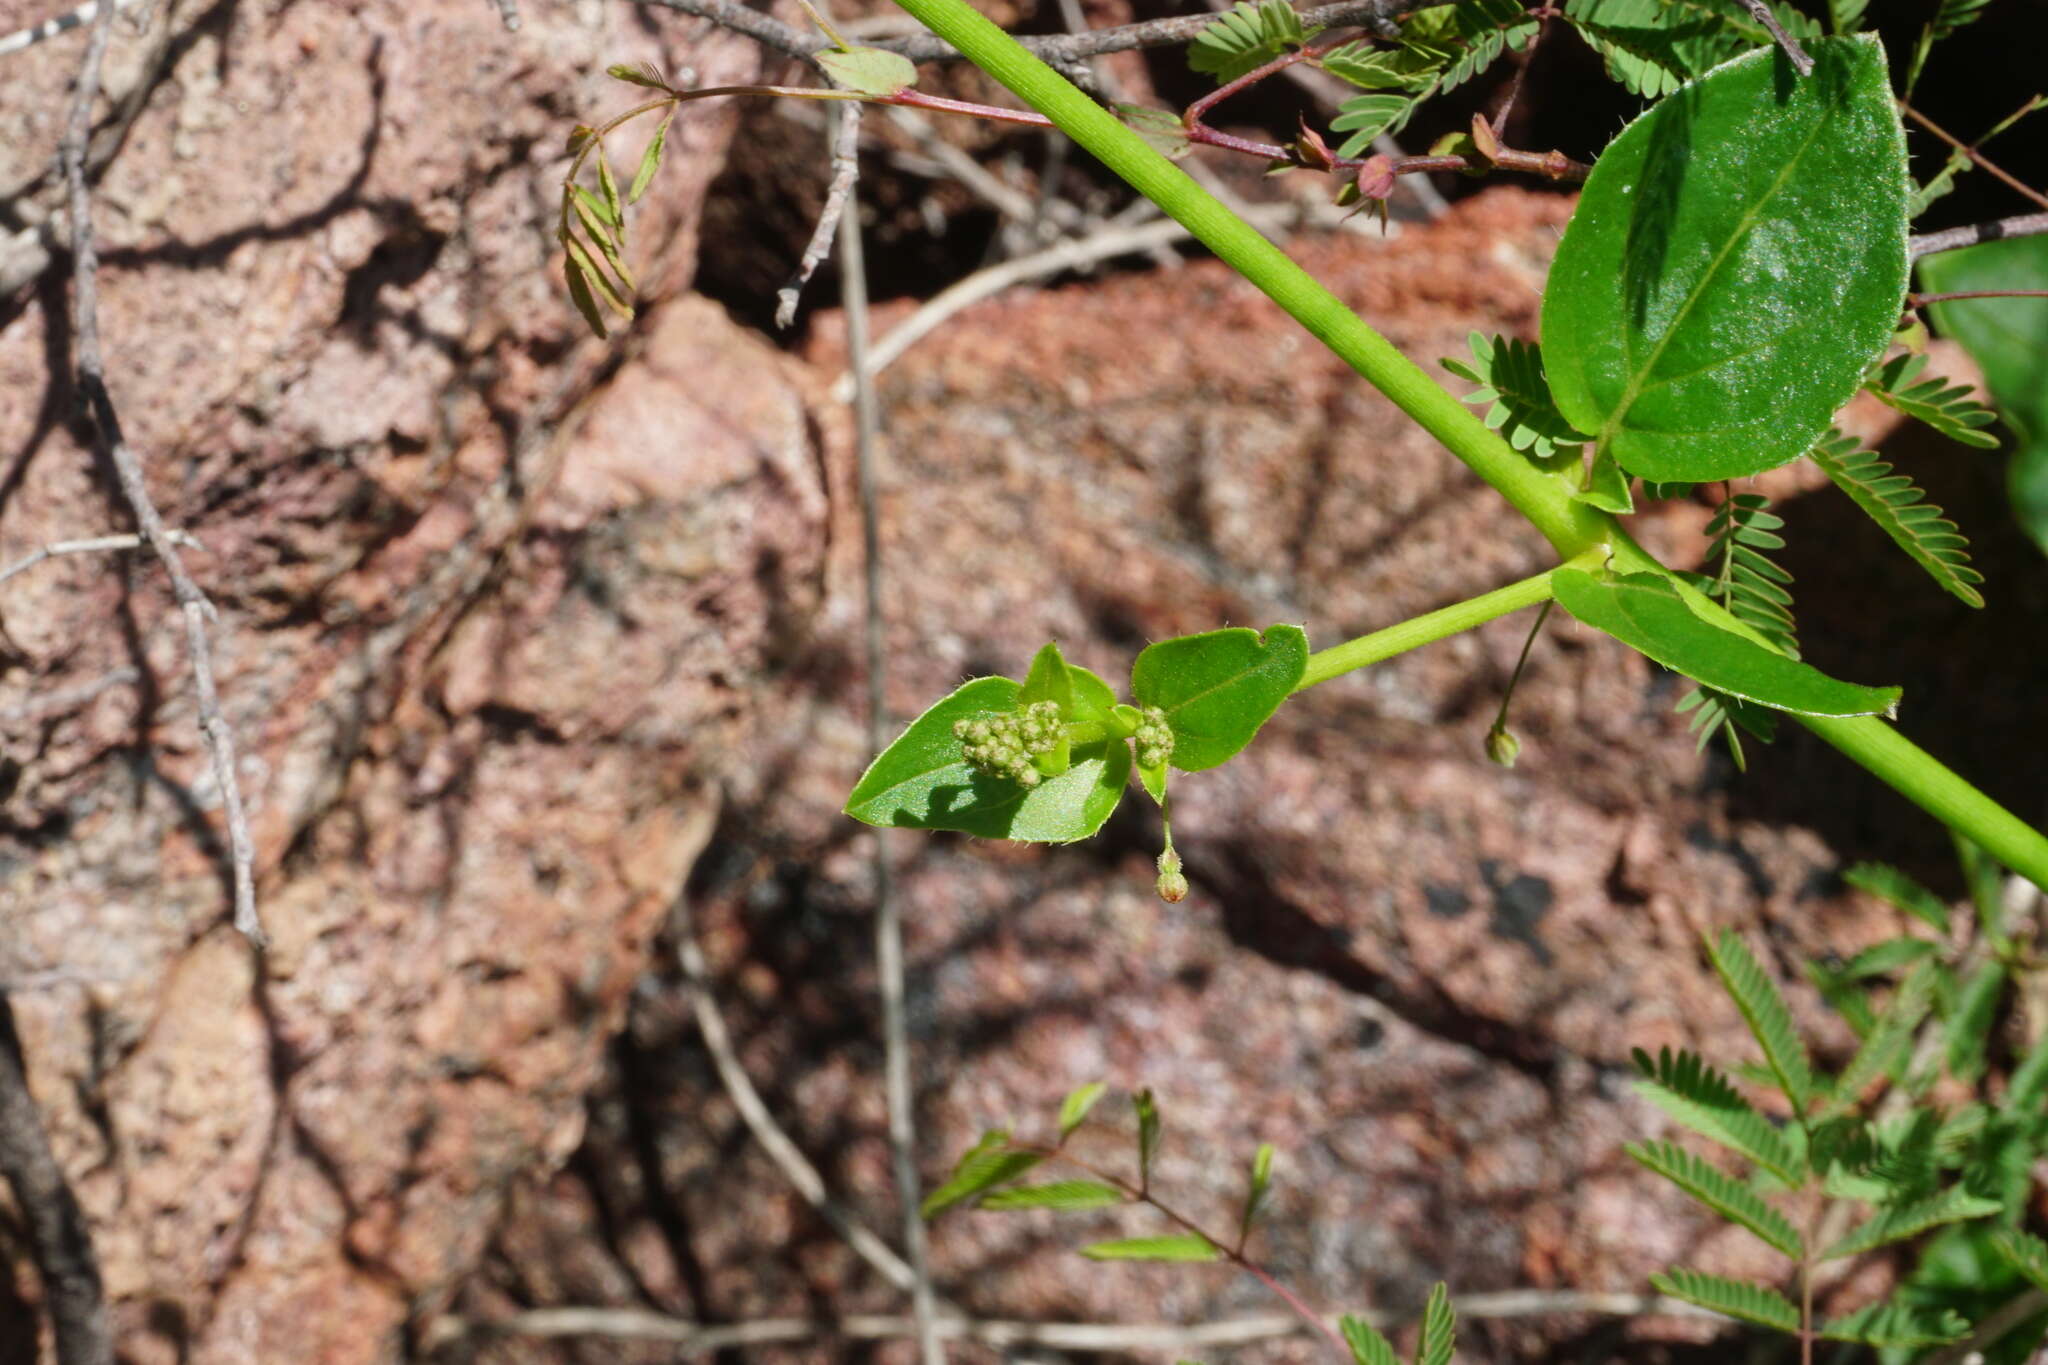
top-left (1295, 550), bottom-right (1603, 692)
top-left (885, 0), bottom-right (2048, 890)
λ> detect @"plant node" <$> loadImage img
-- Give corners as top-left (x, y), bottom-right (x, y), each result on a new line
top-left (954, 700), bottom-right (1066, 786)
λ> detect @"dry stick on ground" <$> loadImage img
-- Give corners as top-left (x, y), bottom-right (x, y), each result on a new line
top-left (0, 996), bottom-right (114, 1365)
top-left (0, 0), bottom-right (145, 58)
top-left (60, 0), bottom-right (263, 945)
top-left (433, 1289), bottom-right (1715, 1354)
top-left (835, 101), bottom-right (946, 1365)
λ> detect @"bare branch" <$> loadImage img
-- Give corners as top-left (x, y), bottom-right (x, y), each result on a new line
top-left (0, 668), bottom-right (141, 726)
top-left (634, 0), bottom-right (1408, 69)
top-left (776, 100), bottom-right (861, 328)
top-left (430, 1290), bottom-right (1714, 1354)
top-left (1733, 0), bottom-right (1809, 75)
top-left (0, 530), bottom-right (202, 588)
top-left (1910, 211), bottom-right (2048, 261)
top-left (61, 0), bottom-right (263, 945)
top-left (0, 0), bottom-right (144, 59)
top-left (0, 996), bottom-right (114, 1365)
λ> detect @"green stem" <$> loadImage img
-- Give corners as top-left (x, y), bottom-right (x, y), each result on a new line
top-left (885, 0), bottom-right (2048, 892)
top-left (1295, 550), bottom-right (1601, 693)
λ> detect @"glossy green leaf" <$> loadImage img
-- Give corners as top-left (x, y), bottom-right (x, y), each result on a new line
top-left (817, 45), bottom-right (918, 95)
top-left (844, 677), bottom-right (1129, 841)
top-left (1922, 236), bottom-right (2048, 556)
top-left (1057, 1082), bottom-right (1107, 1140)
top-left (1079, 1233), bottom-right (1218, 1262)
top-left (981, 1180), bottom-right (1125, 1210)
top-left (1577, 448), bottom-right (1634, 513)
top-left (1551, 570), bottom-right (1900, 718)
top-left (1130, 624), bottom-right (1307, 771)
top-left (1543, 36), bottom-right (1910, 483)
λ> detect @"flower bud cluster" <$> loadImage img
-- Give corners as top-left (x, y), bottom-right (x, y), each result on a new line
top-left (954, 701), bottom-right (1065, 787)
top-left (1133, 705), bottom-right (1174, 771)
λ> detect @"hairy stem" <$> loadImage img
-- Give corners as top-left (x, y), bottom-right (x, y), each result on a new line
top-left (1295, 549), bottom-right (1604, 692)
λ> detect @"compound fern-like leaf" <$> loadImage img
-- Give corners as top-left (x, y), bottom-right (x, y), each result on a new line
top-left (1649, 1269), bottom-right (1800, 1332)
top-left (1709, 930), bottom-right (1815, 1113)
top-left (1625, 1141), bottom-right (1803, 1255)
top-left (1819, 1303), bottom-right (1971, 1347)
top-left (1819, 1184), bottom-right (2003, 1261)
top-left (1632, 1047), bottom-right (1804, 1183)
top-left (1189, 0), bottom-right (1310, 80)
top-left (1810, 427), bottom-right (1985, 608)
top-left (1442, 332), bottom-right (1589, 461)
top-left (1415, 1283), bottom-right (1456, 1365)
top-left (1339, 1315), bottom-right (1399, 1365)
top-left (1865, 354), bottom-right (2001, 449)
top-left (1994, 1228), bottom-right (2048, 1292)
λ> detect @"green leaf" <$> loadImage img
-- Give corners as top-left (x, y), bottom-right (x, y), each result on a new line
top-left (563, 251), bottom-right (608, 339)
top-left (1843, 862), bottom-right (1950, 932)
top-left (1865, 353), bottom-right (2001, 449)
top-left (1115, 105), bottom-right (1192, 160)
top-left (1330, 93), bottom-right (1416, 158)
top-left (1129, 625), bottom-right (1307, 771)
top-left (1921, 236), bottom-right (2048, 557)
top-left (570, 193), bottom-right (637, 293)
top-left (1708, 930), bottom-right (1814, 1111)
top-left (1318, 41), bottom-right (1441, 91)
top-left (1818, 1302), bottom-right (1970, 1347)
top-left (1551, 570), bottom-right (1901, 719)
top-left (1542, 36), bottom-right (1910, 483)
top-left (1188, 0), bottom-right (1307, 81)
top-left (1624, 1141), bottom-right (1802, 1256)
top-left (607, 61), bottom-right (670, 89)
top-left (1837, 937), bottom-right (1938, 982)
top-left (1578, 448), bottom-right (1634, 513)
top-left (1826, 0), bottom-right (1868, 33)
top-left (1414, 1282), bottom-right (1455, 1365)
top-left (981, 1180), bottom-right (1125, 1210)
top-left (1562, 0), bottom-right (1748, 98)
top-left (922, 1130), bottom-right (1045, 1216)
top-left (1058, 1081), bottom-right (1107, 1141)
top-left (843, 677), bottom-right (1129, 842)
top-left (1649, 1269), bottom-right (1800, 1332)
top-left (1994, 1228), bottom-right (2048, 1292)
top-left (562, 231), bottom-right (634, 321)
top-left (816, 45), bottom-right (918, 95)
top-left (1697, 493), bottom-right (1798, 657)
top-left (1134, 1088), bottom-right (1161, 1185)
top-left (1238, 1142), bottom-right (1275, 1244)
top-left (1441, 332), bottom-right (1589, 462)
top-left (1825, 958), bottom-right (1937, 1114)
top-left (572, 183), bottom-right (620, 231)
top-left (1819, 1184), bottom-right (2004, 1261)
top-left (1632, 1046), bottom-right (1804, 1183)
top-left (598, 151), bottom-right (623, 237)
top-left (1079, 1233), bottom-right (1219, 1262)
top-left (1019, 641), bottom-right (1076, 713)
top-left (1339, 1315), bottom-right (1398, 1365)
top-left (1943, 958), bottom-right (2006, 1083)
top-left (629, 110), bottom-right (674, 204)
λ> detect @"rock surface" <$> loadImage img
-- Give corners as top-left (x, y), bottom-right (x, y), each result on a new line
top-left (2, 0), bottom-right (2044, 1359)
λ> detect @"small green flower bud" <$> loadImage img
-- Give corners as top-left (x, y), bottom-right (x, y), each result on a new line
top-left (1485, 723), bottom-right (1521, 769)
top-left (1155, 847), bottom-right (1189, 904)
top-left (1134, 705), bottom-right (1174, 771)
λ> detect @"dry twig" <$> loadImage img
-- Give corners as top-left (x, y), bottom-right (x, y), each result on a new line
top-left (60, 0), bottom-right (262, 944)
top-left (0, 530), bottom-right (201, 587)
top-left (0, 996), bottom-right (114, 1365)
top-left (1911, 211), bottom-right (2048, 261)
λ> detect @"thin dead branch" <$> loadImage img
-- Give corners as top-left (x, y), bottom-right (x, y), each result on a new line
top-left (0, 996), bottom-right (114, 1365)
top-left (1910, 211), bottom-right (2048, 261)
top-left (60, 0), bottom-right (263, 944)
top-left (0, 530), bottom-right (201, 587)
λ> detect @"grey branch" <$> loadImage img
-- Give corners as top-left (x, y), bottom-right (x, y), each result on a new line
top-left (61, 0), bottom-right (263, 945)
top-left (0, 530), bottom-right (202, 587)
top-left (0, 0), bottom-right (144, 59)
top-left (1909, 211), bottom-right (2048, 261)
top-left (635, 0), bottom-right (1408, 67)
top-left (0, 997), bottom-right (114, 1365)
top-left (430, 1290), bottom-right (1713, 1354)
top-left (1733, 0), bottom-right (1810, 75)
top-left (777, 99), bottom-right (862, 328)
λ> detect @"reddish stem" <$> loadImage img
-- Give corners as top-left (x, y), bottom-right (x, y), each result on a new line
top-left (1910, 289), bottom-right (2048, 306)
top-left (1900, 100), bottom-right (2048, 213)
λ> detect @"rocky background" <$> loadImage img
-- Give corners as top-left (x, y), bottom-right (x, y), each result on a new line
top-left (1, 0), bottom-right (2044, 1362)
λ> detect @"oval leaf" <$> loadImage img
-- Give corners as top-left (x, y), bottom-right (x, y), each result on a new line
top-left (844, 677), bottom-right (1128, 842)
top-left (1551, 570), bottom-right (1899, 717)
top-left (1543, 36), bottom-right (1909, 483)
top-left (980, 1180), bottom-right (1125, 1211)
top-left (817, 45), bottom-right (918, 96)
top-left (1130, 624), bottom-right (1308, 771)
top-left (1078, 1233), bottom-right (1218, 1262)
